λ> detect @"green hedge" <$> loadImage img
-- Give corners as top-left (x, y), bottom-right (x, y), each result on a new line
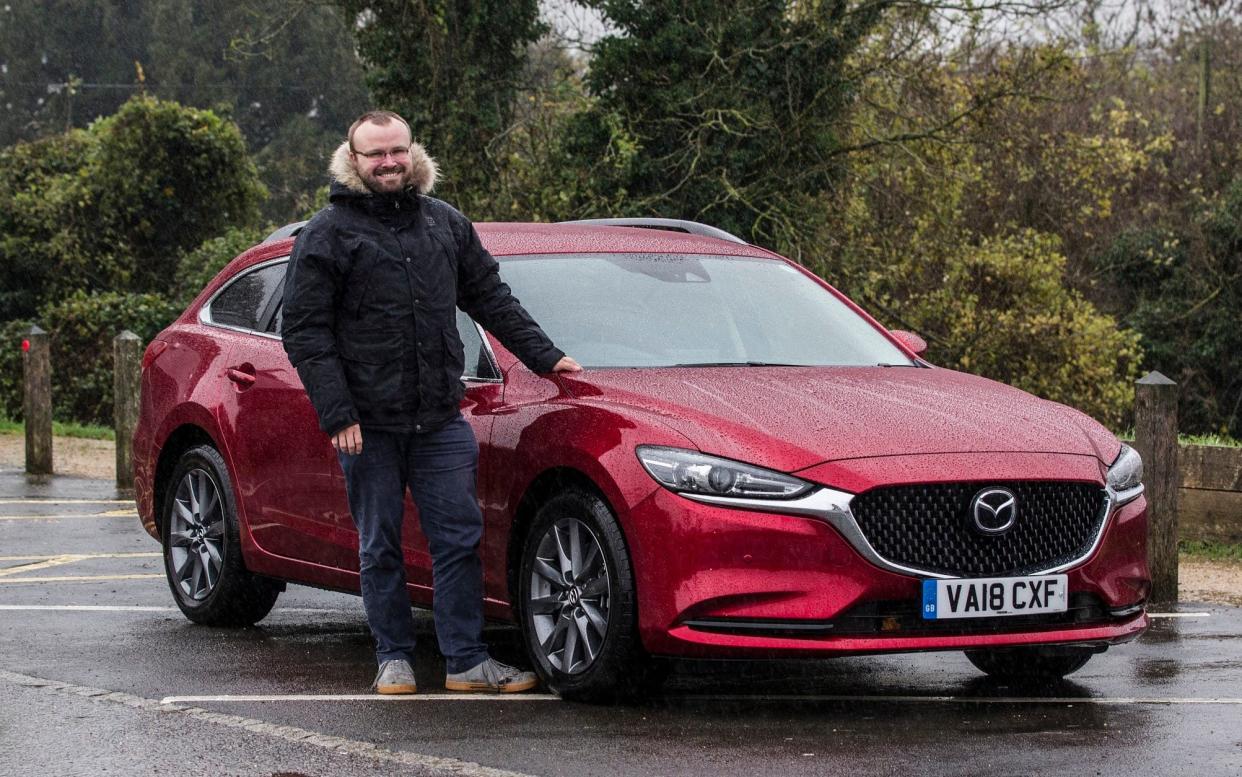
top-left (0, 292), bottom-right (180, 426)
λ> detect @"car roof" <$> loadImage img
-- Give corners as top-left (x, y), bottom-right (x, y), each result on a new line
top-left (474, 223), bottom-right (777, 259)
top-left (224, 221), bottom-right (782, 285)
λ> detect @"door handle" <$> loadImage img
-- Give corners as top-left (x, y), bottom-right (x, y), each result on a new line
top-left (226, 367), bottom-right (257, 388)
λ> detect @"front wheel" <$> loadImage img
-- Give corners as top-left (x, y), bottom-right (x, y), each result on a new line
top-left (965, 645), bottom-right (1098, 681)
top-left (162, 445), bottom-right (280, 626)
top-left (517, 489), bottom-right (654, 702)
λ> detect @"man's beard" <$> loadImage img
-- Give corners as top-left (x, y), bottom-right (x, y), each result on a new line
top-left (359, 163), bottom-right (413, 194)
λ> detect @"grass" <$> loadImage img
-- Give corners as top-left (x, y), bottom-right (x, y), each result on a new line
top-left (0, 418), bottom-right (115, 441)
top-left (1114, 430), bottom-right (1241, 447)
top-left (1179, 540), bottom-right (1242, 563)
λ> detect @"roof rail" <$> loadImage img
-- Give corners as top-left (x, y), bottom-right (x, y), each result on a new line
top-left (263, 221), bottom-right (308, 243)
top-left (559, 218), bottom-right (747, 245)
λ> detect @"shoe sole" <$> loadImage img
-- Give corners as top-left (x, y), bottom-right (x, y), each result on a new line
top-left (444, 677), bottom-right (538, 693)
top-left (375, 683), bottom-right (417, 695)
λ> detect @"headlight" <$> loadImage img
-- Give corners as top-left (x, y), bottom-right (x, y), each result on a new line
top-left (1107, 444), bottom-right (1143, 500)
top-left (635, 446), bottom-right (814, 500)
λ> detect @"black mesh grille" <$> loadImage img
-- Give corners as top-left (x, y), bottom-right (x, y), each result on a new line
top-left (849, 482), bottom-right (1108, 577)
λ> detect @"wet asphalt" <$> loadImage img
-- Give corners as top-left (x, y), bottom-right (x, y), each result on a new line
top-left (0, 467), bottom-right (1239, 777)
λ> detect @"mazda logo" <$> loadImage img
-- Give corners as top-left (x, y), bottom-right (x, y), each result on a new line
top-left (970, 487), bottom-right (1018, 535)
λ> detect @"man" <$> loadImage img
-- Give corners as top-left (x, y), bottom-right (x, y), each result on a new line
top-left (281, 110), bottom-right (581, 694)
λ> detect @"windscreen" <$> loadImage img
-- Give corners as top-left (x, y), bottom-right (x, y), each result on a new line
top-left (497, 253), bottom-right (915, 368)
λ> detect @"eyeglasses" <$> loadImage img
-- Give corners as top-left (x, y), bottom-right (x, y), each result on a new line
top-left (351, 146), bottom-right (412, 160)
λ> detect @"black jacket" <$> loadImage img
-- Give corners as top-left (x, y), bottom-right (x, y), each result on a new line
top-left (281, 142), bottom-right (563, 436)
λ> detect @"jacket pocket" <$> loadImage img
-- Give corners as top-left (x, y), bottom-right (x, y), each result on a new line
top-left (337, 330), bottom-right (404, 423)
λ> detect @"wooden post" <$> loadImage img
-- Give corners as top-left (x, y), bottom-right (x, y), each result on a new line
top-left (22, 325), bottom-right (53, 475)
top-left (113, 331), bottom-right (142, 490)
top-left (1134, 371), bottom-right (1179, 604)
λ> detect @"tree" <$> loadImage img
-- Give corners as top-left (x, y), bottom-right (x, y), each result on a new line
top-left (0, 95), bottom-right (265, 321)
top-left (552, 0), bottom-right (890, 258)
top-left (337, 0), bottom-right (546, 215)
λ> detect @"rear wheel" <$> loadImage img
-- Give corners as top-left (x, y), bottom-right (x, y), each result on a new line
top-left (162, 445), bottom-right (280, 626)
top-left (965, 645), bottom-right (1097, 681)
top-left (518, 488), bottom-right (657, 702)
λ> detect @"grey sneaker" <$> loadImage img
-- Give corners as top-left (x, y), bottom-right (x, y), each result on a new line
top-left (372, 659), bottom-right (417, 695)
top-left (445, 657), bottom-right (538, 693)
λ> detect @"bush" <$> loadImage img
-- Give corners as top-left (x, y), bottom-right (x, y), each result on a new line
top-left (827, 228), bottom-right (1142, 428)
top-left (0, 292), bottom-right (181, 426)
top-left (174, 225), bottom-right (269, 309)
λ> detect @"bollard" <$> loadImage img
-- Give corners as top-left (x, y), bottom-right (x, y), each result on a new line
top-left (1133, 371), bottom-right (1179, 604)
top-left (22, 325), bottom-right (53, 475)
top-left (113, 331), bottom-right (142, 490)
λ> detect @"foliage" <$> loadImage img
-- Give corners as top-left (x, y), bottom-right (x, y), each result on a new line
top-left (0, 418), bottom-right (115, 441)
top-left (0, 292), bottom-right (179, 426)
top-left (174, 226), bottom-right (270, 309)
top-left (0, 0), bottom-right (369, 224)
top-left (1092, 177), bottom-right (1242, 438)
top-left (82, 95), bottom-right (266, 295)
top-left (0, 96), bottom-right (265, 321)
top-left (337, 0), bottom-right (546, 216)
top-left (1179, 540), bottom-right (1242, 564)
top-left (555, 0), bottom-right (889, 258)
top-left (0, 130), bottom-right (97, 322)
top-left (828, 223), bottom-right (1140, 425)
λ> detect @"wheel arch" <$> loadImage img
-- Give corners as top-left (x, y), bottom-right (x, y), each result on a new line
top-left (152, 424), bottom-right (220, 539)
top-left (506, 467), bottom-right (626, 608)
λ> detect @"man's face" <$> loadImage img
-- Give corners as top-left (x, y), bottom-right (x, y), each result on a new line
top-left (350, 120), bottom-right (415, 194)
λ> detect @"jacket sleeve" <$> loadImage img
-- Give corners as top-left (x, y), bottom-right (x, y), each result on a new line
top-left (453, 216), bottom-right (565, 373)
top-left (280, 219), bottom-right (359, 436)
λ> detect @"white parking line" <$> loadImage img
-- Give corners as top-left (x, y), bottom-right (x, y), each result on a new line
top-left (1148, 612), bottom-right (1212, 618)
top-left (0, 604), bottom-right (361, 614)
top-left (161, 693), bottom-right (559, 704)
top-left (0, 499), bottom-right (134, 505)
top-left (669, 694), bottom-right (1242, 705)
top-left (0, 513), bottom-right (136, 521)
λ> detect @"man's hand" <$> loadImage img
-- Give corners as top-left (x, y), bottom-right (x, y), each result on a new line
top-left (332, 423), bottom-right (363, 455)
top-left (552, 356), bottom-right (583, 373)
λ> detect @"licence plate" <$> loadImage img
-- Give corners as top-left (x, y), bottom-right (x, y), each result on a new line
top-left (921, 574), bottom-right (1068, 620)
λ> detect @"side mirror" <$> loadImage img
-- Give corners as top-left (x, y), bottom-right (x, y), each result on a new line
top-left (890, 330), bottom-right (927, 356)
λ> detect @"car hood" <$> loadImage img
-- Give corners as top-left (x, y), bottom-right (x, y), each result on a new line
top-left (557, 366), bottom-right (1120, 473)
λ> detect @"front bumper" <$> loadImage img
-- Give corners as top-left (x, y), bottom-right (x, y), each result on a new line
top-left (626, 480), bottom-right (1150, 659)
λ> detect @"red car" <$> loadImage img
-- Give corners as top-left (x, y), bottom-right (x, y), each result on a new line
top-left (134, 218), bottom-right (1149, 700)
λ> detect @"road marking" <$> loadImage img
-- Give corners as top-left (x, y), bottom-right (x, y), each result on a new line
top-left (0, 669), bottom-right (537, 777)
top-left (1148, 612), bottom-right (1212, 618)
top-left (161, 693), bottom-right (559, 704)
top-left (0, 604), bottom-right (178, 612)
top-left (668, 694), bottom-right (1242, 705)
top-left (0, 513), bottom-right (136, 521)
top-left (0, 555), bottom-right (84, 577)
top-left (0, 499), bottom-right (134, 505)
top-left (0, 604), bottom-right (361, 614)
top-left (0, 574), bottom-right (163, 584)
top-left (0, 552), bottom-right (160, 562)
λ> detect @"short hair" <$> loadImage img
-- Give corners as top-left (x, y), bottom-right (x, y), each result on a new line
top-left (347, 111), bottom-right (412, 151)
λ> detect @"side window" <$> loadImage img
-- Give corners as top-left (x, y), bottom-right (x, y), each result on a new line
top-left (457, 309), bottom-right (499, 380)
top-left (209, 261), bottom-right (287, 333)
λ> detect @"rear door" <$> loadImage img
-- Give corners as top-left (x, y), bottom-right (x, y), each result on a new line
top-left (209, 259), bottom-right (350, 569)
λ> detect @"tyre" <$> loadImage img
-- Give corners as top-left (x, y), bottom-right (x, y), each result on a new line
top-left (162, 445), bottom-right (280, 626)
top-left (965, 645), bottom-right (1097, 682)
top-left (517, 488), bottom-right (655, 702)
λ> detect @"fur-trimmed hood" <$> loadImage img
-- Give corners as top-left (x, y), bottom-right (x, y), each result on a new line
top-left (328, 139), bottom-right (439, 195)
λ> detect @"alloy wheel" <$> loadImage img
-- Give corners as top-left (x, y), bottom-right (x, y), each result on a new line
top-left (528, 517), bottom-right (611, 674)
top-left (167, 468), bottom-right (225, 602)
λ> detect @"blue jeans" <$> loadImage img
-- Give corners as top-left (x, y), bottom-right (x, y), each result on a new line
top-left (337, 416), bottom-right (489, 673)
